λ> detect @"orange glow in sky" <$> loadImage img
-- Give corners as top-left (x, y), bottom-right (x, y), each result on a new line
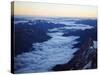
top-left (12, 1), bottom-right (97, 18)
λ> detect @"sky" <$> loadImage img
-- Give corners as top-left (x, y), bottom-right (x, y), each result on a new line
top-left (12, 1), bottom-right (97, 18)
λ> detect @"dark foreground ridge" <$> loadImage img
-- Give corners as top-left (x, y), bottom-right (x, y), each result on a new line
top-left (52, 38), bottom-right (97, 71)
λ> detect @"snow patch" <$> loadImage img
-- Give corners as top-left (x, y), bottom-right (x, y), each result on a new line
top-left (83, 61), bottom-right (92, 69)
top-left (93, 41), bottom-right (97, 49)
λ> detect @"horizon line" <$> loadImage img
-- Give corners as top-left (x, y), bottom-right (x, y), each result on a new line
top-left (12, 15), bottom-right (97, 19)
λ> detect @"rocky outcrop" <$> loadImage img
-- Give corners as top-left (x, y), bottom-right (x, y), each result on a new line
top-left (52, 38), bottom-right (97, 71)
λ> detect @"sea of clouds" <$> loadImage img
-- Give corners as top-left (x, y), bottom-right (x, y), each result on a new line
top-left (14, 17), bottom-right (94, 73)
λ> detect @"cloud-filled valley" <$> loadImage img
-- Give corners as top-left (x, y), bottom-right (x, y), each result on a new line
top-left (13, 16), bottom-right (97, 73)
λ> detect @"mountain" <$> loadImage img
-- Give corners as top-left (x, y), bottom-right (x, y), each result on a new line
top-left (52, 38), bottom-right (97, 71)
top-left (13, 19), bottom-right (65, 56)
top-left (63, 27), bottom-right (97, 48)
top-left (12, 16), bottom-right (97, 73)
top-left (75, 19), bottom-right (97, 26)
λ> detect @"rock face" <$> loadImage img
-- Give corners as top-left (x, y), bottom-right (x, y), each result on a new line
top-left (52, 38), bottom-right (97, 71)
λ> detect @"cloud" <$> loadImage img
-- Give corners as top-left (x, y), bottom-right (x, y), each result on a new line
top-left (14, 17), bottom-right (94, 73)
top-left (14, 31), bottom-right (79, 73)
top-left (48, 23), bottom-right (93, 31)
top-left (14, 20), bottom-right (28, 25)
top-left (14, 17), bottom-right (94, 31)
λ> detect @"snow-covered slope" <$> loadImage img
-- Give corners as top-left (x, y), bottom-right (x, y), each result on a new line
top-left (53, 39), bottom-right (97, 71)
